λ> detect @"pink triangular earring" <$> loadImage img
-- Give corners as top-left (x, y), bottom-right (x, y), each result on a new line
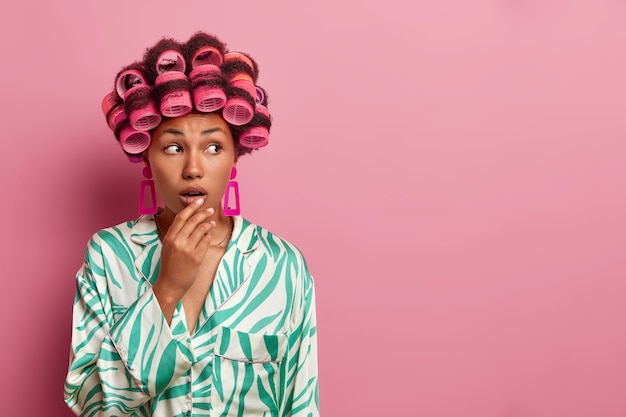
top-left (223, 166), bottom-right (240, 216)
top-left (139, 166), bottom-right (157, 215)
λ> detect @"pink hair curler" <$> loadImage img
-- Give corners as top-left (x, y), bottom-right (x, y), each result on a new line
top-left (116, 69), bottom-right (147, 99)
top-left (255, 86), bottom-right (265, 104)
top-left (231, 77), bottom-right (257, 98)
top-left (107, 105), bottom-right (127, 131)
top-left (223, 167), bottom-right (240, 216)
top-left (239, 126), bottom-right (269, 148)
top-left (156, 50), bottom-right (186, 75)
top-left (102, 92), bottom-right (128, 130)
top-left (255, 103), bottom-right (270, 118)
top-left (102, 91), bottom-right (120, 116)
top-left (191, 46), bottom-right (223, 68)
top-left (193, 84), bottom-right (227, 112)
top-left (120, 125), bottom-right (151, 154)
top-left (222, 97), bottom-right (254, 126)
top-left (222, 74), bottom-right (255, 125)
top-left (155, 72), bottom-right (192, 117)
top-left (190, 64), bottom-right (221, 82)
top-left (125, 85), bottom-right (161, 131)
top-left (223, 52), bottom-right (254, 72)
top-left (189, 64), bottom-right (226, 112)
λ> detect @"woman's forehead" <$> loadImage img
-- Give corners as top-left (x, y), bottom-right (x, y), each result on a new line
top-left (154, 112), bottom-right (230, 135)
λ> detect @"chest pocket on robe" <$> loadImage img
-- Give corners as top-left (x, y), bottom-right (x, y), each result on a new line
top-left (210, 326), bottom-right (287, 417)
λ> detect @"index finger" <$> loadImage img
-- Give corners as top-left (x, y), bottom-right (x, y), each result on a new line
top-left (168, 198), bottom-right (213, 235)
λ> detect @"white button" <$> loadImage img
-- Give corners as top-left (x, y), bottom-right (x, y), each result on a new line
top-left (181, 405), bottom-right (189, 413)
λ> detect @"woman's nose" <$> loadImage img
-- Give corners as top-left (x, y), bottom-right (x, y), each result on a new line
top-left (183, 152), bottom-right (204, 179)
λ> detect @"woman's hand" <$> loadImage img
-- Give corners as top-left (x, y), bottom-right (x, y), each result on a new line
top-left (152, 198), bottom-right (216, 323)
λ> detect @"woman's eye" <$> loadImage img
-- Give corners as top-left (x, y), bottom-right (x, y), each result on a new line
top-left (164, 145), bottom-right (182, 154)
top-left (206, 144), bottom-right (222, 154)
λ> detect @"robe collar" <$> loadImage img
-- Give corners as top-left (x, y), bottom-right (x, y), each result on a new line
top-left (128, 214), bottom-right (260, 286)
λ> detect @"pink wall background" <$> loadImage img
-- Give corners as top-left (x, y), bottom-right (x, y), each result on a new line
top-left (1, 1), bottom-right (625, 416)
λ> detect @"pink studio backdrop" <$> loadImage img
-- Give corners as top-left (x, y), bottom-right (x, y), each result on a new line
top-left (1, 1), bottom-right (625, 416)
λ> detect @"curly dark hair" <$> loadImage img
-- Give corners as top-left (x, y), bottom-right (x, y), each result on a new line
top-left (101, 31), bottom-right (272, 161)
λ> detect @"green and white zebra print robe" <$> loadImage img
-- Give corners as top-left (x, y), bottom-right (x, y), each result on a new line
top-left (64, 215), bottom-right (319, 417)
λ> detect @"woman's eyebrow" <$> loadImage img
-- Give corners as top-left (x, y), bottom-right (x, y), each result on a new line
top-left (158, 127), bottom-right (224, 137)
top-left (201, 128), bottom-right (224, 135)
top-left (159, 128), bottom-right (184, 137)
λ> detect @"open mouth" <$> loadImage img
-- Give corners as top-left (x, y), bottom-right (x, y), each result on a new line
top-left (180, 187), bottom-right (208, 205)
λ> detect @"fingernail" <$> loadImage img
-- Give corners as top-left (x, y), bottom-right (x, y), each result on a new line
top-left (207, 207), bottom-right (214, 213)
top-left (195, 198), bottom-right (204, 205)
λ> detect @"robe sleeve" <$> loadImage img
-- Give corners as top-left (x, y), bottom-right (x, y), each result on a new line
top-left (282, 255), bottom-right (320, 417)
top-left (64, 233), bottom-right (193, 416)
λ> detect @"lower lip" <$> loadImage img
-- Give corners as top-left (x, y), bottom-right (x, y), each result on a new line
top-left (180, 194), bottom-right (206, 206)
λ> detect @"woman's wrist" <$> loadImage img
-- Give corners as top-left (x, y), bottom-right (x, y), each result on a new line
top-left (152, 278), bottom-right (185, 323)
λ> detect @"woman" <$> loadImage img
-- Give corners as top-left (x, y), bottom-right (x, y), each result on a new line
top-left (64, 32), bottom-right (319, 417)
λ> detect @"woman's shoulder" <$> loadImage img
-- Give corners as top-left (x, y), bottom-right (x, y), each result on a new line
top-left (88, 215), bottom-right (156, 246)
top-left (238, 217), bottom-right (309, 264)
top-left (239, 218), bottom-right (315, 287)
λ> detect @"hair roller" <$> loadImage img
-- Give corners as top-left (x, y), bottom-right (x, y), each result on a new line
top-left (144, 39), bottom-right (190, 118)
top-left (255, 86), bottom-right (268, 106)
top-left (222, 85), bottom-right (255, 126)
top-left (244, 53), bottom-right (259, 81)
top-left (102, 91), bottom-right (120, 117)
top-left (230, 73), bottom-right (256, 97)
top-left (223, 52), bottom-right (257, 80)
top-left (255, 103), bottom-right (271, 119)
top-left (123, 85), bottom-right (161, 131)
top-left (234, 106), bottom-right (272, 149)
top-left (155, 49), bottom-right (186, 75)
top-left (221, 58), bottom-right (255, 83)
top-left (114, 64), bottom-right (161, 131)
top-left (113, 118), bottom-right (128, 141)
top-left (115, 67), bottom-right (147, 99)
top-left (154, 72), bottom-right (192, 117)
top-left (191, 46), bottom-right (223, 68)
top-left (221, 57), bottom-right (257, 125)
top-left (102, 92), bottom-right (127, 131)
top-left (183, 32), bottom-right (226, 70)
top-left (143, 38), bottom-right (184, 83)
top-left (251, 106), bottom-right (272, 130)
top-left (119, 124), bottom-right (151, 154)
top-left (107, 104), bottom-right (127, 131)
top-left (239, 126), bottom-right (269, 148)
top-left (189, 64), bottom-right (226, 112)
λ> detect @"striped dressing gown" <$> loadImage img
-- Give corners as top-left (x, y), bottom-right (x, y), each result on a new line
top-left (64, 215), bottom-right (319, 417)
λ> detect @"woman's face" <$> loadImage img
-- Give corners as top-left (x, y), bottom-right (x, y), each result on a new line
top-left (146, 112), bottom-right (237, 215)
